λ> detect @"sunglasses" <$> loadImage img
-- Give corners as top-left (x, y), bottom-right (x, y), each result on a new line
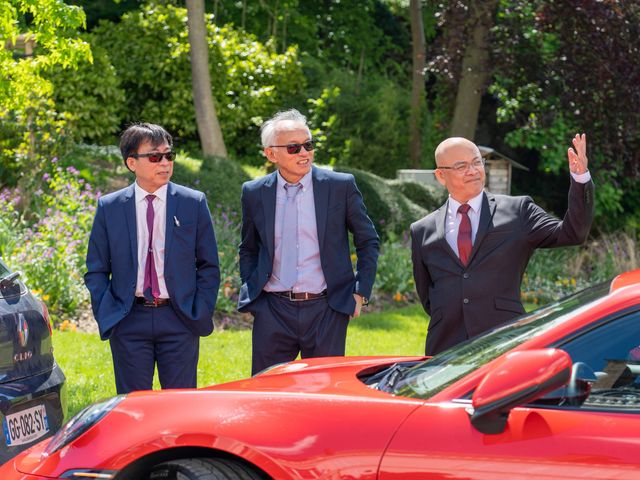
top-left (131, 151), bottom-right (176, 163)
top-left (269, 140), bottom-right (315, 155)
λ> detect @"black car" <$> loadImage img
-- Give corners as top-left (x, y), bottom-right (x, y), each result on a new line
top-left (0, 258), bottom-right (66, 464)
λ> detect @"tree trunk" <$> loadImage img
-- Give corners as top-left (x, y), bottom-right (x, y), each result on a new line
top-left (409, 0), bottom-right (426, 168)
top-left (449, 0), bottom-right (498, 140)
top-left (186, 0), bottom-right (228, 158)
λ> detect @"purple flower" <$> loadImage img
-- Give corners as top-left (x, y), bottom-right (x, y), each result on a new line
top-left (42, 173), bottom-right (50, 181)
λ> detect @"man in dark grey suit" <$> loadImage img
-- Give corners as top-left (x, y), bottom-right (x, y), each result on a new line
top-left (238, 109), bottom-right (379, 374)
top-left (411, 134), bottom-right (594, 356)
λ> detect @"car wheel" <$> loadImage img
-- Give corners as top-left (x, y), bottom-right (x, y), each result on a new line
top-left (149, 457), bottom-right (266, 480)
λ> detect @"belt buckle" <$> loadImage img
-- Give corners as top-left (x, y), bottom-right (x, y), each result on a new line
top-left (289, 291), bottom-right (308, 302)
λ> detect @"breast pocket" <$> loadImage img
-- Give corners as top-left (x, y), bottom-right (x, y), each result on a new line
top-left (172, 223), bottom-right (197, 251)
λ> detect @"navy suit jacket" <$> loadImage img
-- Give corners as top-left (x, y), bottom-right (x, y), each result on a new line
top-left (411, 179), bottom-right (595, 355)
top-left (85, 182), bottom-right (220, 340)
top-left (238, 166), bottom-right (379, 315)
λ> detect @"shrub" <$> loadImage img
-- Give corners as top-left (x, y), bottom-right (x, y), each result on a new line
top-left (307, 72), bottom-right (412, 178)
top-left (48, 40), bottom-right (125, 145)
top-left (171, 155), bottom-right (251, 215)
top-left (0, 162), bottom-right (98, 321)
top-left (523, 231), bottom-right (640, 305)
top-left (372, 233), bottom-right (415, 304)
top-left (335, 166), bottom-right (426, 240)
top-left (91, 2), bottom-right (305, 162)
top-left (391, 179), bottom-right (447, 212)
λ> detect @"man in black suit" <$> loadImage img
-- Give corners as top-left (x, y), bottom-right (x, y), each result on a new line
top-left (238, 109), bottom-right (379, 374)
top-left (411, 134), bottom-right (594, 355)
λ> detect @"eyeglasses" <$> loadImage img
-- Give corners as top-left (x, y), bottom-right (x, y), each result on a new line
top-left (130, 151), bottom-right (176, 163)
top-left (437, 158), bottom-right (485, 174)
top-left (268, 140), bottom-right (315, 155)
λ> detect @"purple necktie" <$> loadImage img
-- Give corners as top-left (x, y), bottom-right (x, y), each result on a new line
top-left (279, 183), bottom-right (301, 289)
top-left (457, 204), bottom-right (472, 266)
top-left (143, 194), bottom-right (160, 300)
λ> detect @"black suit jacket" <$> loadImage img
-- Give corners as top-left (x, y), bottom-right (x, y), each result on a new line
top-left (237, 166), bottom-right (379, 315)
top-left (410, 179), bottom-right (595, 355)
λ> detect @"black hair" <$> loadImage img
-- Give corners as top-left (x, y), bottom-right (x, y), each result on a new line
top-left (120, 123), bottom-right (173, 171)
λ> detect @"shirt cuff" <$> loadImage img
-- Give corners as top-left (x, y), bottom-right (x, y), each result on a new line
top-left (570, 170), bottom-right (591, 184)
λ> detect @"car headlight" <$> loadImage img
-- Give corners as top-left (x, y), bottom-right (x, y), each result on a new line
top-left (43, 396), bottom-right (125, 457)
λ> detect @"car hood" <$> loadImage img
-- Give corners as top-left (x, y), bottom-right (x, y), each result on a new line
top-left (16, 356), bottom-right (426, 479)
top-left (204, 355), bottom-right (426, 395)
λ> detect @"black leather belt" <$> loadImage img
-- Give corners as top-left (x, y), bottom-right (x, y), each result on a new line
top-left (135, 297), bottom-right (171, 307)
top-left (272, 290), bottom-right (327, 302)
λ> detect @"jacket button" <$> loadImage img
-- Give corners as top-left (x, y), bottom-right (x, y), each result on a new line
top-left (463, 273), bottom-right (469, 279)
top-left (463, 298), bottom-right (469, 304)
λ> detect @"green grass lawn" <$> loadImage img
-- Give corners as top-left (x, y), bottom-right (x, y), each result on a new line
top-left (54, 304), bottom-right (428, 417)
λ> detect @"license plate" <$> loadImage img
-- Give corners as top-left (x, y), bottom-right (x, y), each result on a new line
top-left (2, 404), bottom-right (49, 447)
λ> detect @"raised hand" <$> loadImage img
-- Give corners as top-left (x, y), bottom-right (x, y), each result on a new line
top-left (568, 133), bottom-right (588, 174)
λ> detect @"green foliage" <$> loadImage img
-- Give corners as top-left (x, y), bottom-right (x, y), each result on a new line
top-left (47, 39), bottom-right (124, 145)
top-left (91, 2), bottom-right (305, 161)
top-left (0, 0), bottom-right (92, 183)
top-left (373, 234), bottom-right (415, 302)
top-left (0, 162), bottom-right (97, 321)
top-left (335, 166), bottom-right (426, 240)
top-left (522, 230), bottom-right (640, 305)
top-left (171, 155), bottom-right (251, 215)
top-left (490, 0), bottom-right (640, 231)
top-left (308, 71), bottom-right (413, 178)
top-left (210, 206), bottom-right (241, 314)
top-left (392, 179), bottom-right (447, 212)
top-left (214, 0), bottom-right (411, 78)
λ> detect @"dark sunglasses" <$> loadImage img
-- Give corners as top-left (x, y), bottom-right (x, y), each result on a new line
top-left (131, 151), bottom-right (176, 163)
top-left (269, 140), bottom-right (315, 155)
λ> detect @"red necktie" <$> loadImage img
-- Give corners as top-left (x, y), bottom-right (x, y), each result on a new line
top-left (143, 194), bottom-right (160, 300)
top-left (457, 204), bottom-right (472, 266)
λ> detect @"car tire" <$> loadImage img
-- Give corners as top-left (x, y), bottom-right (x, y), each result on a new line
top-left (149, 457), bottom-right (266, 480)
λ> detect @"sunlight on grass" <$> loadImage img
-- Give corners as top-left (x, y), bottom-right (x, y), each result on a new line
top-left (53, 305), bottom-right (429, 417)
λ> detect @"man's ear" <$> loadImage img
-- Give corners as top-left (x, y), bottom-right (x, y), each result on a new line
top-left (435, 169), bottom-right (447, 187)
top-left (126, 157), bottom-right (137, 172)
top-left (263, 147), bottom-right (277, 164)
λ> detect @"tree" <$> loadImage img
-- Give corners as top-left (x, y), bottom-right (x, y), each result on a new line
top-left (409, 0), bottom-right (426, 168)
top-left (185, 0), bottom-right (227, 158)
top-left (448, 0), bottom-right (498, 140)
top-left (0, 0), bottom-right (91, 186)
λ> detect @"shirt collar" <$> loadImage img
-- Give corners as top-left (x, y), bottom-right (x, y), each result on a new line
top-left (276, 169), bottom-right (312, 191)
top-left (135, 182), bottom-right (168, 203)
top-left (448, 190), bottom-right (484, 215)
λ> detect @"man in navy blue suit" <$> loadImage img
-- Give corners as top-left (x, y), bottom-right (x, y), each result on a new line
top-left (238, 109), bottom-right (379, 375)
top-left (85, 123), bottom-right (220, 393)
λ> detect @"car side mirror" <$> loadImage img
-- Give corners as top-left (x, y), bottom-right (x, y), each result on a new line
top-left (469, 348), bottom-right (572, 434)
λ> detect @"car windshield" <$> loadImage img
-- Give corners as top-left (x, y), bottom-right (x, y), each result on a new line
top-left (393, 281), bottom-right (611, 399)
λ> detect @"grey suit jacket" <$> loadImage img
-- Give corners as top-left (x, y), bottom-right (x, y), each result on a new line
top-left (410, 178), bottom-right (595, 355)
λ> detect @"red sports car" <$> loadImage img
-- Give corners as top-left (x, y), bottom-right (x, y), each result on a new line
top-left (2, 271), bottom-right (640, 479)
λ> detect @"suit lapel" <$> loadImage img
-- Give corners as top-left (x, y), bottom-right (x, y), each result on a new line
top-left (312, 167), bottom-right (329, 252)
top-left (469, 192), bottom-right (497, 264)
top-left (261, 172), bottom-right (278, 260)
top-left (164, 182), bottom-right (178, 263)
top-left (122, 184), bottom-right (138, 271)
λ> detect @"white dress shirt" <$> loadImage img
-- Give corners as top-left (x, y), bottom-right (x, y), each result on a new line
top-left (134, 182), bottom-right (169, 298)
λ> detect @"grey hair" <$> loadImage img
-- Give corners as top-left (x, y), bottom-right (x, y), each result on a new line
top-left (260, 108), bottom-right (310, 147)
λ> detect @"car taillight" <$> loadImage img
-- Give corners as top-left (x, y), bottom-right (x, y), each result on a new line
top-left (40, 299), bottom-right (53, 336)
